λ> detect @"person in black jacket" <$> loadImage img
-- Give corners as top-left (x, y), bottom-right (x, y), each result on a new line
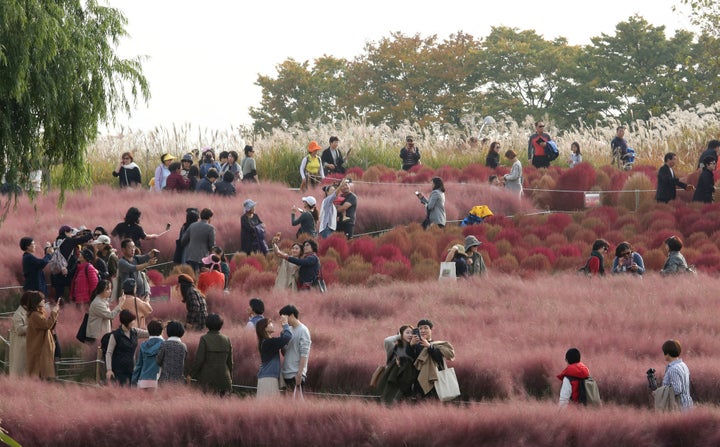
top-left (692, 156), bottom-right (716, 203)
top-left (485, 141), bottom-right (500, 169)
top-left (321, 136), bottom-right (347, 175)
top-left (656, 153), bottom-right (694, 203)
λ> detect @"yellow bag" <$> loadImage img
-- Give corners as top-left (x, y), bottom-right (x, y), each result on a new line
top-left (469, 205), bottom-right (493, 218)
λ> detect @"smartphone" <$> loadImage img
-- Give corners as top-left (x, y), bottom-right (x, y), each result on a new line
top-left (165, 223), bottom-right (171, 231)
top-left (415, 191), bottom-right (420, 196)
top-left (412, 328), bottom-right (420, 338)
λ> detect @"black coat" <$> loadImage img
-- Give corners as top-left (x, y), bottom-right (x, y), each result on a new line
top-left (692, 168), bottom-right (715, 203)
top-left (655, 164), bottom-right (686, 203)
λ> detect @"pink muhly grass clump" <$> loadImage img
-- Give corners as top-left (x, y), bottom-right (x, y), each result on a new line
top-left (519, 253), bottom-right (552, 271)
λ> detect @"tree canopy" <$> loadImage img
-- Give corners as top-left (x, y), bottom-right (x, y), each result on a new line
top-left (250, 14), bottom-right (719, 134)
top-left (0, 0), bottom-right (149, 205)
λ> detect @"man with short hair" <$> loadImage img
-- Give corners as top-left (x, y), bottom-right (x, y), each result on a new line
top-left (528, 121), bottom-right (552, 168)
top-left (181, 208), bottom-right (215, 272)
top-left (246, 298), bottom-right (265, 329)
top-left (656, 153), bottom-right (694, 203)
top-left (321, 136), bottom-right (347, 174)
top-left (610, 126), bottom-right (628, 168)
top-left (279, 304), bottom-right (311, 390)
top-left (214, 171), bottom-right (236, 196)
top-left (335, 180), bottom-right (357, 239)
top-left (117, 239), bottom-right (157, 299)
top-left (410, 319), bottom-right (455, 399)
top-left (661, 339), bottom-right (693, 411)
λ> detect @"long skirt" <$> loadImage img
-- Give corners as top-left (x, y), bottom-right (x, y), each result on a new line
top-left (257, 377), bottom-right (281, 399)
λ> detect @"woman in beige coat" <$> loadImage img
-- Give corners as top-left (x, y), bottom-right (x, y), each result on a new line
top-left (26, 291), bottom-right (60, 379)
top-left (119, 278), bottom-right (153, 329)
top-left (87, 280), bottom-right (126, 341)
top-left (9, 293), bottom-right (30, 376)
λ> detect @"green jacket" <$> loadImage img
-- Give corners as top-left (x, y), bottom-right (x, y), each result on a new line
top-left (191, 331), bottom-right (233, 394)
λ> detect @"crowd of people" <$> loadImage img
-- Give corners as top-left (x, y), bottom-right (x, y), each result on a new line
top-left (8, 125), bottom-right (713, 412)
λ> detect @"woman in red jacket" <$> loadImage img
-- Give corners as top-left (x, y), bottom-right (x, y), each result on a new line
top-left (71, 248), bottom-right (99, 310)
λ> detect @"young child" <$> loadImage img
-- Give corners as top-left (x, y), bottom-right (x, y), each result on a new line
top-left (157, 320), bottom-right (187, 384)
top-left (131, 320), bottom-right (164, 390)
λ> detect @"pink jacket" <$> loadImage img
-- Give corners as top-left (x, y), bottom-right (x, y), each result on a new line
top-left (71, 262), bottom-right (99, 303)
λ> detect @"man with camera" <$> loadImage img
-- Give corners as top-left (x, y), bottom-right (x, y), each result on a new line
top-left (117, 239), bottom-right (158, 300)
top-left (410, 319), bottom-right (455, 399)
top-left (647, 339), bottom-right (693, 411)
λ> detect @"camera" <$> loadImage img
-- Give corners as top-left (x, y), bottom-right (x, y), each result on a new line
top-left (646, 368), bottom-right (657, 390)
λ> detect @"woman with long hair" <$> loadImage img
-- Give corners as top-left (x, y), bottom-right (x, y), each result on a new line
top-left (291, 196), bottom-right (319, 238)
top-left (255, 315), bottom-right (292, 398)
top-left (416, 177), bottom-right (446, 228)
top-left (173, 208), bottom-right (200, 265)
top-left (178, 274), bottom-right (208, 330)
top-left (485, 141), bottom-right (500, 169)
top-left (377, 324), bottom-right (419, 403)
top-left (26, 291), bottom-right (60, 379)
top-left (569, 142), bottom-right (582, 168)
top-left (87, 280), bottom-right (126, 341)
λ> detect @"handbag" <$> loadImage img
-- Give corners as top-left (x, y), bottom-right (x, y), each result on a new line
top-left (75, 312), bottom-right (92, 343)
top-left (369, 364), bottom-right (386, 388)
top-left (435, 359), bottom-right (460, 401)
top-left (438, 262), bottom-right (457, 280)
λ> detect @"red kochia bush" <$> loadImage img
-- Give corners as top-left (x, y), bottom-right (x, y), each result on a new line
top-left (551, 163), bottom-right (597, 210)
top-left (348, 237), bottom-right (376, 262)
top-left (319, 233), bottom-right (349, 260)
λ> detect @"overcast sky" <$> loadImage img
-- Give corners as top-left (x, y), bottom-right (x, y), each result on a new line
top-left (104, 0), bottom-right (693, 134)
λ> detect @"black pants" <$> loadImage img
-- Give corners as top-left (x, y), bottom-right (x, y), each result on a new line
top-left (532, 155), bottom-right (550, 168)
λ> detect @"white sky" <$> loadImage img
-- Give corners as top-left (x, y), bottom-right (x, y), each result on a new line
top-left (104, 0), bottom-right (693, 134)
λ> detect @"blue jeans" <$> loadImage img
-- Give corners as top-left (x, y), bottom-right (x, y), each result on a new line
top-left (319, 227), bottom-right (334, 239)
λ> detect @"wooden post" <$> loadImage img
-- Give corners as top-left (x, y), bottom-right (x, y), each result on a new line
top-left (96, 346), bottom-right (102, 384)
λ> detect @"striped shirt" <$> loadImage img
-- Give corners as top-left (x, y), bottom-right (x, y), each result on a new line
top-left (662, 358), bottom-right (693, 411)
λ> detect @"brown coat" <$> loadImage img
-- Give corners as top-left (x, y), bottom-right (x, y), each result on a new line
top-left (26, 309), bottom-right (58, 378)
top-left (120, 295), bottom-right (153, 329)
top-left (414, 341), bottom-right (455, 395)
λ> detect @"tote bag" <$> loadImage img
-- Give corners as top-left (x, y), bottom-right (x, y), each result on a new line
top-left (438, 262), bottom-right (457, 280)
top-left (435, 360), bottom-right (460, 401)
top-left (75, 313), bottom-right (91, 343)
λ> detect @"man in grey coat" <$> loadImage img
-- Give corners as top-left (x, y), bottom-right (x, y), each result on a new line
top-left (181, 208), bottom-right (215, 272)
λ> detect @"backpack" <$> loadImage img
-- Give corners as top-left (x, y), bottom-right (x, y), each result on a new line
top-left (545, 140), bottom-right (559, 161)
top-left (578, 254), bottom-right (602, 276)
top-left (48, 239), bottom-right (69, 275)
top-left (570, 376), bottom-right (601, 406)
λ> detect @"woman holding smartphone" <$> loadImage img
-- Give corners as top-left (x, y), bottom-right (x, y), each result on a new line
top-left (26, 291), bottom-right (60, 379)
top-left (376, 324), bottom-right (419, 403)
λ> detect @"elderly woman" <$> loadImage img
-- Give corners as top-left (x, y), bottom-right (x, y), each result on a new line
top-left (87, 280), bottom-right (126, 341)
top-left (416, 177), bottom-right (446, 229)
top-left (444, 244), bottom-right (469, 278)
top-left (26, 291), bottom-right (60, 379)
top-left (660, 236), bottom-right (692, 275)
top-left (292, 196), bottom-right (318, 239)
top-left (300, 141), bottom-right (325, 191)
top-left (9, 293), bottom-right (30, 376)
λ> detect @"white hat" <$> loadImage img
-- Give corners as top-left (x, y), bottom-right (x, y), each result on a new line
top-left (302, 196), bottom-right (317, 207)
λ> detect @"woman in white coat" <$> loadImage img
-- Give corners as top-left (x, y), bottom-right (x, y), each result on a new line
top-left (87, 280), bottom-right (126, 342)
top-left (503, 149), bottom-right (523, 198)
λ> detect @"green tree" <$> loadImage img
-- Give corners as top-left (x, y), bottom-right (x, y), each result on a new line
top-left (249, 56), bottom-right (348, 133)
top-left (0, 0), bottom-right (149, 205)
top-left (344, 32), bottom-right (483, 127)
top-left (586, 15), bottom-right (694, 122)
top-left (676, 0), bottom-right (720, 38)
top-left (478, 27), bottom-right (577, 125)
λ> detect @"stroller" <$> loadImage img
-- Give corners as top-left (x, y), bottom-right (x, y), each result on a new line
top-left (461, 205), bottom-right (493, 226)
top-left (613, 147), bottom-right (635, 171)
